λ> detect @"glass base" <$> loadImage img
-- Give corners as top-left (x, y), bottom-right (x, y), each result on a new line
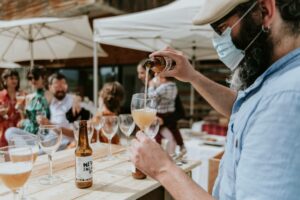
top-left (39, 175), bottom-right (62, 185)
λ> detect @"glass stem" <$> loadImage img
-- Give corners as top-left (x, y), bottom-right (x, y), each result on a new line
top-left (48, 154), bottom-right (53, 178)
top-left (126, 136), bottom-right (129, 157)
top-left (13, 190), bottom-right (19, 200)
top-left (109, 138), bottom-right (112, 158)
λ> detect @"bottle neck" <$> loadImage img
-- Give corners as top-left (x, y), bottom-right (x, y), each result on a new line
top-left (78, 121), bottom-right (90, 148)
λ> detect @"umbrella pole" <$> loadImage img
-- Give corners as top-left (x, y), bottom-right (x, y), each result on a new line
top-left (29, 25), bottom-right (34, 67)
top-left (93, 41), bottom-right (99, 107)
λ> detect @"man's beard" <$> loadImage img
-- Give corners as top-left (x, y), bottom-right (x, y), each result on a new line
top-left (54, 91), bottom-right (66, 100)
top-left (229, 14), bottom-right (274, 91)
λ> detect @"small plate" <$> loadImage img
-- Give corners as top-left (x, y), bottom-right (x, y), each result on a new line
top-left (200, 135), bottom-right (226, 146)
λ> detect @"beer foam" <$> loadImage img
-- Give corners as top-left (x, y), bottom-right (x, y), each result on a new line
top-left (0, 162), bottom-right (32, 174)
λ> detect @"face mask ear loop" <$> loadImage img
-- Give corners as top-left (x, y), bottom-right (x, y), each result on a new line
top-left (242, 28), bottom-right (263, 55)
top-left (231, 1), bottom-right (258, 29)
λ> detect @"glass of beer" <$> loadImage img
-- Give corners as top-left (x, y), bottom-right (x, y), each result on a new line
top-left (0, 146), bottom-right (33, 200)
top-left (102, 116), bottom-right (119, 160)
top-left (37, 125), bottom-right (62, 185)
top-left (118, 114), bottom-right (135, 156)
top-left (131, 93), bottom-right (157, 132)
top-left (15, 94), bottom-right (26, 110)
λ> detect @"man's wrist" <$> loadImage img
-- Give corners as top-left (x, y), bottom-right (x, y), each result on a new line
top-left (155, 159), bottom-right (177, 183)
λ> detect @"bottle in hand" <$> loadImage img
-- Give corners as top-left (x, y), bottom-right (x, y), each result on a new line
top-left (75, 120), bottom-right (93, 188)
top-left (144, 56), bottom-right (176, 73)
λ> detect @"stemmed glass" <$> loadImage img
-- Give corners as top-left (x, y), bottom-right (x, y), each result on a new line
top-left (131, 93), bottom-right (157, 133)
top-left (102, 116), bottom-right (119, 160)
top-left (72, 120), bottom-right (94, 144)
top-left (144, 117), bottom-right (160, 139)
top-left (37, 125), bottom-right (62, 185)
top-left (8, 135), bottom-right (39, 200)
top-left (92, 116), bottom-right (104, 143)
top-left (118, 114), bottom-right (135, 156)
top-left (0, 146), bottom-right (33, 200)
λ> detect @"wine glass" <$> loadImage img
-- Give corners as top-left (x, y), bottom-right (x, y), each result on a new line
top-left (91, 115), bottom-right (104, 143)
top-left (8, 135), bottom-right (39, 200)
top-left (144, 117), bottom-right (160, 139)
top-left (131, 93), bottom-right (157, 132)
top-left (101, 116), bottom-right (119, 160)
top-left (118, 114), bottom-right (135, 156)
top-left (0, 146), bottom-right (33, 200)
top-left (37, 125), bottom-right (62, 185)
top-left (72, 120), bottom-right (94, 144)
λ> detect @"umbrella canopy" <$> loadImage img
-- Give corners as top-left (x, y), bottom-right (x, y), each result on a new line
top-left (93, 0), bottom-right (217, 60)
top-left (0, 15), bottom-right (107, 67)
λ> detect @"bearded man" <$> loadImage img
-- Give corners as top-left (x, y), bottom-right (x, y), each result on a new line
top-left (38, 72), bottom-right (74, 149)
top-left (131, 0), bottom-right (300, 199)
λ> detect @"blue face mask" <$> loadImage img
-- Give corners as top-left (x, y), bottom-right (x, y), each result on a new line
top-left (212, 2), bottom-right (260, 71)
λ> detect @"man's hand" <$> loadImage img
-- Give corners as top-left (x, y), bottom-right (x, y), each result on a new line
top-left (130, 131), bottom-right (173, 180)
top-left (150, 46), bottom-right (197, 83)
top-left (36, 116), bottom-right (50, 125)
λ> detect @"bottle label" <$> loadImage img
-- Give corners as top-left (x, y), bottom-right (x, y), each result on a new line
top-left (76, 156), bottom-right (93, 181)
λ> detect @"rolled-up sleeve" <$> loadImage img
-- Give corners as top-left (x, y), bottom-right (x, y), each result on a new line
top-left (236, 91), bottom-right (300, 200)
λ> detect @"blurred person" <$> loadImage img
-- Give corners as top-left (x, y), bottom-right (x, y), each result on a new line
top-left (93, 81), bottom-right (125, 144)
top-left (5, 66), bottom-right (51, 141)
top-left (148, 76), bottom-right (186, 155)
top-left (0, 69), bottom-right (22, 147)
top-left (137, 59), bottom-right (154, 92)
top-left (131, 0), bottom-right (300, 199)
top-left (37, 72), bottom-right (75, 149)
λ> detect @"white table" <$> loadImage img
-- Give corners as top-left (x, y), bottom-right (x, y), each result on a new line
top-left (185, 137), bottom-right (224, 191)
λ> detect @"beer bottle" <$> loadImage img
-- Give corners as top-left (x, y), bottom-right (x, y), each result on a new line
top-left (144, 56), bottom-right (176, 73)
top-left (75, 120), bottom-right (93, 188)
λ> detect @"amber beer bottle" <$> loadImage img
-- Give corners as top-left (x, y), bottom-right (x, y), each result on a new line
top-left (144, 56), bottom-right (176, 73)
top-left (75, 120), bottom-right (93, 188)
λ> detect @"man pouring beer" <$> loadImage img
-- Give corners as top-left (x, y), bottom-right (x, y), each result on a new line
top-left (131, 0), bottom-right (300, 199)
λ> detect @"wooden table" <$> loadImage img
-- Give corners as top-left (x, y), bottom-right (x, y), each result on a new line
top-left (0, 143), bottom-right (201, 200)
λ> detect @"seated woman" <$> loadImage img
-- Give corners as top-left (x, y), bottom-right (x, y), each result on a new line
top-left (0, 69), bottom-right (22, 147)
top-left (5, 66), bottom-right (51, 141)
top-left (93, 81), bottom-right (125, 144)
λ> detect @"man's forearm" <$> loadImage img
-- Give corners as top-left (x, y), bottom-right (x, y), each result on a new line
top-left (190, 71), bottom-right (237, 118)
top-left (157, 163), bottom-right (214, 200)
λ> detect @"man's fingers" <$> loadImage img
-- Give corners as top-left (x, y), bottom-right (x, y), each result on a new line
top-left (136, 131), bottom-right (147, 142)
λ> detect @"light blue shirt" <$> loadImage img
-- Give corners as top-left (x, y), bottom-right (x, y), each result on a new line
top-left (213, 48), bottom-right (300, 200)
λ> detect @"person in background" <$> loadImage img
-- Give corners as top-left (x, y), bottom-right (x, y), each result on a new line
top-left (148, 76), bottom-right (186, 155)
top-left (93, 81), bottom-right (125, 144)
top-left (5, 65), bottom-right (51, 140)
top-left (37, 72), bottom-right (75, 149)
top-left (0, 69), bottom-right (22, 147)
top-left (131, 0), bottom-right (300, 199)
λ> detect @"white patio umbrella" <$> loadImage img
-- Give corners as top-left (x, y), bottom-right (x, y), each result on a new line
top-left (0, 61), bottom-right (21, 68)
top-left (0, 15), bottom-right (107, 67)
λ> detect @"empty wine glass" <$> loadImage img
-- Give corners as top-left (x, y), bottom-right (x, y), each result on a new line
top-left (144, 117), bottom-right (160, 139)
top-left (0, 146), bottom-right (33, 200)
top-left (118, 114), bottom-right (135, 156)
top-left (73, 120), bottom-right (94, 144)
top-left (37, 125), bottom-right (62, 185)
top-left (91, 115), bottom-right (103, 143)
top-left (102, 116), bottom-right (119, 160)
